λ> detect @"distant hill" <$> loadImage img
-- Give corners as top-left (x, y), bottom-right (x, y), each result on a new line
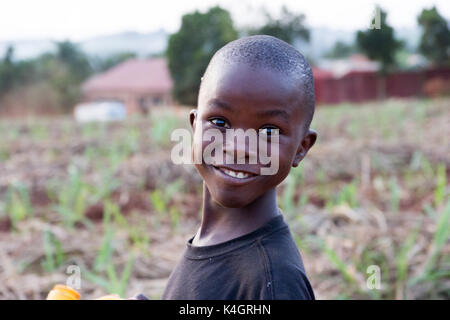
top-left (0, 27), bottom-right (420, 61)
top-left (81, 30), bottom-right (168, 58)
top-left (0, 29), bottom-right (168, 60)
top-left (296, 26), bottom-right (421, 60)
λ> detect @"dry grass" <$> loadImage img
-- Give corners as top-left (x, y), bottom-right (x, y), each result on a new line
top-left (0, 98), bottom-right (448, 299)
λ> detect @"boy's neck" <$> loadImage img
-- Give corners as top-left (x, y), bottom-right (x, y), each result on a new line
top-left (191, 183), bottom-right (280, 247)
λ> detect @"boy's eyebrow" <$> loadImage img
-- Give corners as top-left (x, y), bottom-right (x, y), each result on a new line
top-left (208, 99), bottom-right (234, 112)
top-left (257, 109), bottom-right (289, 122)
top-left (208, 99), bottom-right (289, 121)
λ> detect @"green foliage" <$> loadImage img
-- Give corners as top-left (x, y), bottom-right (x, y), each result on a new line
top-left (434, 164), bottom-right (447, 207)
top-left (335, 182), bottom-right (358, 208)
top-left (84, 199), bottom-right (135, 297)
top-left (41, 230), bottom-right (65, 272)
top-left (280, 166), bottom-right (304, 215)
top-left (0, 41), bottom-right (93, 113)
top-left (249, 6), bottom-right (309, 45)
top-left (166, 6), bottom-right (238, 105)
top-left (91, 52), bottom-right (137, 72)
top-left (424, 200), bottom-right (450, 275)
top-left (315, 236), bottom-right (356, 285)
top-left (418, 6), bottom-right (450, 66)
top-left (395, 222), bottom-right (421, 298)
top-left (0, 47), bottom-right (16, 95)
top-left (356, 6), bottom-right (403, 72)
top-left (388, 176), bottom-right (401, 213)
top-left (54, 41), bottom-right (92, 82)
top-left (0, 47), bottom-right (34, 98)
top-left (5, 183), bottom-right (33, 229)
top-left (150, 180), bottom-right (184, 230)
top-left (410, 200), bottom-right (450, 295)
top-left (85, 254), bottom-right (134, 298)
top-left (150, 112), bottom-right (181, 147)
top-left (324, 41), bottom-right (357, 59)
top-left (51, 165), bottom-right (89, 227)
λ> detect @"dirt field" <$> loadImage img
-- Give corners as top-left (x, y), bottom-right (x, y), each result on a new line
top-left (0, 97), bottom-right (449, 299)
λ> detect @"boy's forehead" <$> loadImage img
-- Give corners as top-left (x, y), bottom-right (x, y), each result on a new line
top-left (200, 61), bottom-right (305, 113)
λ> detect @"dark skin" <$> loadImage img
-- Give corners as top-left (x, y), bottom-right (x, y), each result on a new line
top-left (190, 62), bottom-right (317, 246)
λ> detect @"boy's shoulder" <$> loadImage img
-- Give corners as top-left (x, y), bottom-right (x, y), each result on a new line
top-left (256, 222), bottom-right (315, 299)
top-left (227, 214), bottom-right (314, 299)
top-left (162, 214), bottom-right (315, 300)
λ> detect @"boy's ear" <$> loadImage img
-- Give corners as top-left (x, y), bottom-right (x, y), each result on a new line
top-left (292, 129), bottom-right (317, 167)
top-left (189, 109), bottom-right (198, 130)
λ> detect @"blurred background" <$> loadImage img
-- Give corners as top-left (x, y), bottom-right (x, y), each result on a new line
top-left (0, 0), bottom-right (449, 299)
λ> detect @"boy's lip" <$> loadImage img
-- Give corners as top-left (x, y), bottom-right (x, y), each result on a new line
top-left (212, 165), bottom-right (260, 176)
top-left (211, 165), bottom-right (260, 185)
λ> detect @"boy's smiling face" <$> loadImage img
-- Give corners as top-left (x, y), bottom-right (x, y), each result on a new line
top-left (191, 62), bottom-right (317, 208)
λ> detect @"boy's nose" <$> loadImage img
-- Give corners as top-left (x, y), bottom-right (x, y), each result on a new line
top-left (223, 137), bottom-right (257, 164)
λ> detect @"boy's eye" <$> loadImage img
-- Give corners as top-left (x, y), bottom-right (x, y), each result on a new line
top-left (260, 127), bottom-right (280, 136)
top-left (209, 118), bottom-right (230, 128)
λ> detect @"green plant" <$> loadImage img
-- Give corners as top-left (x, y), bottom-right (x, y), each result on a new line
top-left (85, 204), bottom-right (135, 297)
top-left (52, 165), bottom-right (89, 227)
top-left (85, 254), bottom-right (134, 298)
top-left (434, 163), bottom-right (447, 208)
top-left (280, 166), bottom-right (304, 215)
top-left (395, 222), bottom-right (421, 299)
top-left (388, 176), bottom-right (401, 213)
top-left (149, 180), bottom-right (184, 229)
top-left (5, 183), bottom-right (33, 229)
top-left (320, 239), bottom-right (355, 285)
top-left (127, 222), bottom-right (151, 256)
top-left (336, 181), bottom-right (358, 208)
top-left (422, 200), bottom-right (450, 277)
top-left (150, 113), bottom-right (180, 147)
top-left (41, 230), bottom-right (65, 272)
top-left (409, 200), bottom-right (450, 296)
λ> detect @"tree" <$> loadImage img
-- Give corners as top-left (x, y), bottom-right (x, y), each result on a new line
top-left (324, 41), bottom-right (357, 59)
top-left (0, 47), bottom-right (33, 98)
top-left (91, 52), bottom-right (137, 72)
top-left (54, 41), bottom-right (92, 82)
top-left (249, 6), bottom-right (309, 45)
top-left (0, 41), bottom-right (93, 114)
top-left (356, 7), bottom-right (403, 72)
top-left (166, 6), bottom-right (238, 105)
top-left (418, 6), bottom-right (450, 66)
top-left (0, 46), bottom-right (15, 95)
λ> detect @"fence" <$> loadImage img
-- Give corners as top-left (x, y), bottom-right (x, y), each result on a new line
top-left (314, 67), bottom-right (450, 104)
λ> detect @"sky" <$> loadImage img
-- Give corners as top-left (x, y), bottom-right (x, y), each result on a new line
top-left (0, 0), bottom-right (449, 41)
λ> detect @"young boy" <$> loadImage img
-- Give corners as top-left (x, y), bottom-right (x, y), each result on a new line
top-left (162, 35), bottom-right (317, 300)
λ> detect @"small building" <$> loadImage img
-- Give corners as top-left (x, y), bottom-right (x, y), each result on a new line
top-left (318, 54), bottom-right (380, 78)
top-left (82, 58), bottom-right (173, 114)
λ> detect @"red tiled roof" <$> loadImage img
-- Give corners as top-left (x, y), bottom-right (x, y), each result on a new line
top-left (83, 58), bottom-right (173, 94)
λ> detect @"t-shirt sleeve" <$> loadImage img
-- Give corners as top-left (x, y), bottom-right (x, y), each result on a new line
top-left (270, 266), bottom-right (315, 300)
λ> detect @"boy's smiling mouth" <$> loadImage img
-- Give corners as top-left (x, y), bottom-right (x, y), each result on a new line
top-left (211, 165), bottom-right (259, 184)
top-left (220, 168), bottom-right (252, 179)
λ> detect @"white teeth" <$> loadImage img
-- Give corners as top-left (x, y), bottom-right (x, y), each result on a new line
top-left (221, 168), bottom-right (250, 179)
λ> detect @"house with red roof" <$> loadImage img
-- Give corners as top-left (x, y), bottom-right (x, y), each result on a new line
top-left (82, 58), bottom-right (173, 114)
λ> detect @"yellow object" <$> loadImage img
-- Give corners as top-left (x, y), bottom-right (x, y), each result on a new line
top-left (46, 284), bottom-right (123, 300)
top-left (46, 284), bottom-right (81, 300)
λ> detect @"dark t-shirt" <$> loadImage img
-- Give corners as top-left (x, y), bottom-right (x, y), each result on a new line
top-left (162, 214), bottom-right (315, 300)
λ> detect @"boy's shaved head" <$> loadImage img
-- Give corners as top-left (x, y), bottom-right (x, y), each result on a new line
top-left (200, 35), bottom-right (315, 131)
top-left (192, 35), bottom-right (318, 208)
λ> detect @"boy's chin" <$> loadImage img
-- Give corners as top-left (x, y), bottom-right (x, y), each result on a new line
top-left (210, 191), bottom-right (258, 209)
